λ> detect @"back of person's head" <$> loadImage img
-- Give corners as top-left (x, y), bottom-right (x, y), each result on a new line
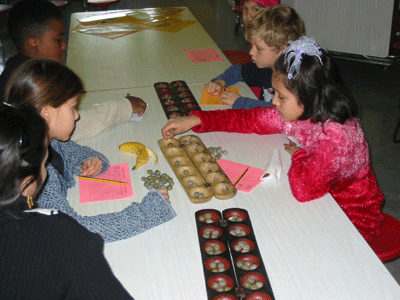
top-left (274, 36), bottom-right (359, 124)
top-left (245, 4), bottom-right (305, 52)
top-left (0, 102), bottom-right (47, 209)
top-left (8, 0), bottom-right (62, 52)
top-left (5, 59), bottom-right (84, 111)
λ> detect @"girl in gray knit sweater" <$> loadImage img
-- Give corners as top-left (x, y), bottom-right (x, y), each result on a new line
top-left (6, 59), bottom-right (176, 242)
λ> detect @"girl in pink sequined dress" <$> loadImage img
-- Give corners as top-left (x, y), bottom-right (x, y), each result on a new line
top-left (162, 37), bottom-right (400, 260)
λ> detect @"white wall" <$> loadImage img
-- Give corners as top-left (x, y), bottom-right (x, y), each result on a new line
top-left (282, 0), bottom-right (396, 57)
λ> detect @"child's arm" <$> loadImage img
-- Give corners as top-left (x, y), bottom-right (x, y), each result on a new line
top-left (80, 157), bottom-right (103, 177)
top-left (205, 80), bottom-right (226, 96)
top-left (125, 94), bottom-right (147, 116)
top-left (72, 98), bottom-right (132, 141)
top-left (37, 173), bottom-right (176, 243)
top-left (161, 106), bottom-right (282, 139)
top-left (286, 132), bottom-right (348, 202)
top-left (162, 115), bottom-right (202, 139)
top-left (206, 65), bottom-right (243, 96)
top-left (220, 90), bottom-right (240, 105)
top-left (284, 140), bottom-right (302, 156)
top-left (51, 139), bottom-right (109, 176)
top-left (190, 106), bottom-right (282, 135)
top-left (212, 64), bottom-right (274, 108)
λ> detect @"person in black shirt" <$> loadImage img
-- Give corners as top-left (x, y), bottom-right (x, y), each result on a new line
top-left (0, 102), bottom-right (134, 300)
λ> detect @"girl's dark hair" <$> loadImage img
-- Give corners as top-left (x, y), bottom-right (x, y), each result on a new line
top-left (5, 59), bottom-right (84, 110)
top-left (274, 48), bottom-right (359, 124)
top-left (0, 103), bottom-right (47, 209)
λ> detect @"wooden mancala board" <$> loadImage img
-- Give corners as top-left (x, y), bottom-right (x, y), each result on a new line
top-left (195, 208), bottom-right (275, 300)
top-left (158, 135), bottom-right (237, 203)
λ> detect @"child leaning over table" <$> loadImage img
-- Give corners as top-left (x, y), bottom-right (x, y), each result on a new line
top-left (6, 59), bottom-right (176, 243)
top-left (205, 4), bottom-right (304, 109)
top-left (0, 0), bottom-right (147, 141)
top-left (162, 37), bottom-right (400, 259)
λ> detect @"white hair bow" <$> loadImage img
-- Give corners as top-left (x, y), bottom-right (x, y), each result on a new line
top-left (283, 36), bottom-right (323, 79)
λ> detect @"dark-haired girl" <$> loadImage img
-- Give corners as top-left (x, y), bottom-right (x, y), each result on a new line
top-left (6, 59), bottom-right (176, 243)
top-left (161, 37), bottom-right (399, 260)
top-left (0, 103), bottom-right (133, 299)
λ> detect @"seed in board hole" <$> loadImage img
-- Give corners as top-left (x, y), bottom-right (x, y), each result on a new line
top-left (243, 276), bottom-right (263, 290)
top-left (229, 215), bottom-right (243, 222)
top-left (237, 260), bottom-right (257, 271)
top-left (205, 244), bottom-right (222, 255)
top-left (234, 241), bottom-right (251, 253)
top-left (194, 192), bottom-right (204, 198)
top-left (199, 213), bottom-right (214, 223)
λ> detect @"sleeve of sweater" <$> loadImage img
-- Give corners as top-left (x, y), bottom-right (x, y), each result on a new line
top-left (39, 180), bottom-right (177, 243)
top-left (42, 141), bottom-right (177, 243)
top-left (190, 106), bottom-right (283, 135)
top-left (72, 98), bottom-right (133, 142)
top-left (71, 232), bottom-right (134, 299)
top-left (287, 129), bottom-right (347, 202)
top-left (212, 64), bottom-right (243, 86)
top-left (232, 97), bottom-right (273, 109)
top-left (52, 139), bottom-right (110, 176)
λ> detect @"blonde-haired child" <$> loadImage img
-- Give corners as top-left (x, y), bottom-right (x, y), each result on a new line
top-left (206, 4), bottom-right (305, 109)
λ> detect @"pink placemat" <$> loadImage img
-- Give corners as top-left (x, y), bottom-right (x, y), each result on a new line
top-left (184, 48), bottom-right (224, 63)
top-left (79, 163), bottom-right (134, 203)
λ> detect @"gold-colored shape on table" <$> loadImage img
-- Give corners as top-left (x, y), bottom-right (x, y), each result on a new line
top-left (73, 7), bottom-right (196, 39)
top-left (200, 86), bottom-right (240, 105)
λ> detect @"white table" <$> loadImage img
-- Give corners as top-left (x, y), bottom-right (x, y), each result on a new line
top-left (68, 85), bottom-right (400, 299)
top-left (67, 8), bottom-right (231, 92)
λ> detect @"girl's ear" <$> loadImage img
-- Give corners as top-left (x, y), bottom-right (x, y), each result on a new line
top-left (40, 105), bottom-right (53, 123)
top-left (20, 175), bottom-right (35, 197)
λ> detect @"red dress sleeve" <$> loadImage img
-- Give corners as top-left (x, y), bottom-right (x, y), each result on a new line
top-left (190, 106), bottom-right (283, 135)
top-left (288, 130), bottom-right (346, 202)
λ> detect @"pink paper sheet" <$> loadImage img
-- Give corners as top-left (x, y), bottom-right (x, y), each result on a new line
top-left (217, 159), bottom-right (264, 193)
top-left (184, 48), bottom-right (224, 63)
top-left (79, 163), bottom-right (134, 203)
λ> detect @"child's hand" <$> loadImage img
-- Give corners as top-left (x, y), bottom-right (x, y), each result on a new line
top-left (161, 115), bottom-right (201, 139)
top-left (80, 158), bottom-right (103, 176)
top-left (205, 80), bottom-right (226, 96)
top-left (157, 188), bottom-right (170, 204)
top-left (220, 91), bottom-right (240, 106)
top-left (126, 94), bottom-right (147, 116)
top-left (284, 141), bottom-right (302, 156)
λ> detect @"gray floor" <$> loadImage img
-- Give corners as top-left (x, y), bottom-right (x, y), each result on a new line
top-left (2, 0), bottom-right (400, 286)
